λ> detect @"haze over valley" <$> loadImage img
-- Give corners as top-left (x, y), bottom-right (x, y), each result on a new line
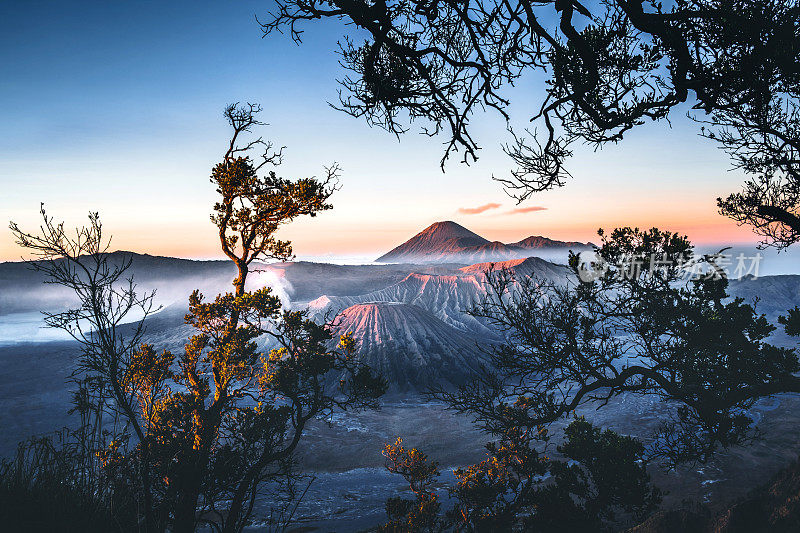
top-left (3, 221), bottom-right (800, 530)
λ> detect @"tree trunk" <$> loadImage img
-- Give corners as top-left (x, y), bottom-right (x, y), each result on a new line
top-left (172, 472), bottom-right (201, 533)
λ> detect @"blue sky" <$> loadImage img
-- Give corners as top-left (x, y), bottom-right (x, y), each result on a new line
top-left (0, 0), bottom-right (763, 261)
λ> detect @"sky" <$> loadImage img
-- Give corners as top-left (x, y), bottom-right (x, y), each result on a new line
top-left (0, 0), bottom-right (768, 263)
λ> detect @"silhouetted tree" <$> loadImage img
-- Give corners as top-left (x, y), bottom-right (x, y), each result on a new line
top-left (10, 206), bottom-right (160, 530)
top-left (262, 0), bottom-right (800, 247)
top-left (10, 103), bottom-right (386, 533)
top-left (435, 228), bottom-right (800, 467)
top-left (381, 418), bottom-right (660, 531)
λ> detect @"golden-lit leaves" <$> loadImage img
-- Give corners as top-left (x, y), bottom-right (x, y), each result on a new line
top-left (383, 438), bottom-right (440, 492)
top-left (124, 344), bottom-right (175, 392)
top-left (338, 331), bottom-right (357, 358)
top-left (450, 428), bottom-right (548, 527)
top-left (210, 155), bottom-right (334, 263)
top-left (211, 157), bottom-right (258, 200)
top-left (182, 287), bottom-right (288, 387)
top-left (122, 344), bottom-right (175, 423)
top-left (380, 438), bottom-right (441, 532)
top-left (146, 393), bottom-right (201, 456)
top-left (186, 288), bottom-right (282, 333)
top-left (96, 438), bottom-right (126, 470)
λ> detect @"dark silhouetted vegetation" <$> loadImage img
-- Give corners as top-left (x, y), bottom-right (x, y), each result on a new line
top-left (632, 454), bottom-right (800, 532)
top-left (380, 417), bottom-right (660, 531)
top-left (435, 228), bottom-right (800, 468)
top-left (0, 429), bottom-right (138, 532)
top-left (262, 0), bottom-right (800, 248)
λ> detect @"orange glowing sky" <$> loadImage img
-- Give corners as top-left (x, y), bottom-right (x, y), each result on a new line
top-left (0, 114), bottom-right (760, 262)
top-left (0, 1), bottom-right (762, 263)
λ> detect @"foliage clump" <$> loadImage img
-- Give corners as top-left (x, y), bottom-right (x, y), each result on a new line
top-left (381, 418), bottom-right (660, 532)
top-left (435, 227), bottom-right (800, 468)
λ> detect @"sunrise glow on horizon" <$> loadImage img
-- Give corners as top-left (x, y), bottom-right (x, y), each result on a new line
top-left (0, 0), bottom-right (764, 263)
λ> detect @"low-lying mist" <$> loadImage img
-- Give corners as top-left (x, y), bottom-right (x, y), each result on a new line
top-left (0, 263), bottom-right (295, 347)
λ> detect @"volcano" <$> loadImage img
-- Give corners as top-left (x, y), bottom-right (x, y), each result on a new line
top-left (376, 221), bottom-right (592, 264)
top-left (310, 256), bottom-right (570, 341)
top-left (327, 302), bottom-right (490, 392)
top-left (375, 221), bottom-right (489, 263)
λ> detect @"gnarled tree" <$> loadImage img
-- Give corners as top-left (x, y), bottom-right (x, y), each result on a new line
top-left (262, 0), bottom-right (800, 247)
top-left (435, 228), bottom-right (800, 467)
top-left (10, 103), bottom-right (386, 533)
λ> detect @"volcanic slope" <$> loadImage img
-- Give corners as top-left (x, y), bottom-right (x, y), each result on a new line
top-left (328, 302), bottom-right (490, 392)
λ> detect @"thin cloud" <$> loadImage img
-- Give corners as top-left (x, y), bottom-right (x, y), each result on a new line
top-left (457, 202), bottom-right (502, 215)
top-left (505, 206), bottom-right (548, 215)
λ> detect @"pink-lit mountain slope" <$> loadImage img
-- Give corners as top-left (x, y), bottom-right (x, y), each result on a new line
top-left (375, 221), bottom-right (489, 262)
top-left (327, 302), bottom-right (490, 392)
top-left (310, 256), bottom-right (570, 339)
top-left (457, 256), bottom-right (569, 279)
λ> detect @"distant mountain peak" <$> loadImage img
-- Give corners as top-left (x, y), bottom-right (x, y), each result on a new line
top-left (376, 221), bottom-right (489, 263)
top-left (511, 235), bottom-right (592, 249)
top-left (376, 221), bottom-right (592, 264)
top-left (418, 220), bottom-right (484, 240)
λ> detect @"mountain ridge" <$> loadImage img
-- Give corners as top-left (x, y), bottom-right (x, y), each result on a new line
top-left (376, 221), bottom-right (593, 263)
top-left (310, 256), bottom-right (570, 339)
